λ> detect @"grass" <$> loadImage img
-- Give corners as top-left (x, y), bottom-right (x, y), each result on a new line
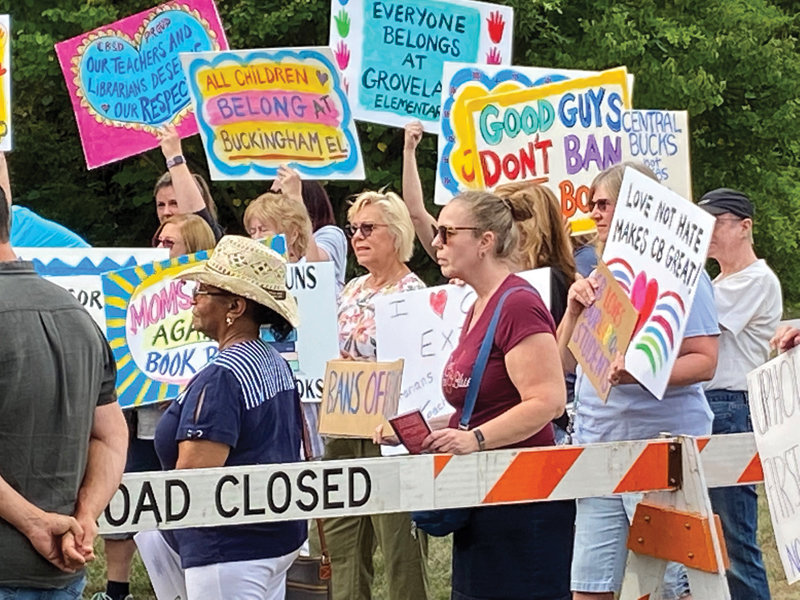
top-left (84, 489), bottom-right (793, 599)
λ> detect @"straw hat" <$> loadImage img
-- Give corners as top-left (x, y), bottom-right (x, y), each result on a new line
top-left (179, 235), bottom-right (299, 328)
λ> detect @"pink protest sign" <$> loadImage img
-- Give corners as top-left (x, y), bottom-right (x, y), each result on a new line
top-left (55, 0), bottom-right (228, 169)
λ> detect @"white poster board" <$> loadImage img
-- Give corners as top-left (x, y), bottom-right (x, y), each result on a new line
top-left (17, 248), bottom-right (168, 327)
top-left (622, 110), bottom-right (691, 202)
top-left (329, 0), bottom-right (513, 133)
top-left (747, 346), bottom-right (800, 585)
top-left (375, 269), bottom-right (550, 453)
top-left (601, 168), bottom-right (714, 398)
top-left (286, 261), bottom-right (341, 402)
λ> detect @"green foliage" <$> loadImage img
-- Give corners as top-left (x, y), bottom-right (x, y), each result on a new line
top-left (1, 0), bottom-right (799, 299)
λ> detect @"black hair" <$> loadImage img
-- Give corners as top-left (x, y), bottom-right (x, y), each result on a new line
top-left (300, 180), bottom-right (336, 231)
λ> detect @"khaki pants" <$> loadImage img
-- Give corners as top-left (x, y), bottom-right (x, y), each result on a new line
top-left (323, 438), bottom-right (429, 600)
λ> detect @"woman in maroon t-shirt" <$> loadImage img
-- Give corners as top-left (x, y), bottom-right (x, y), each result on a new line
top-left (422, 190), bottom-right (575, 600)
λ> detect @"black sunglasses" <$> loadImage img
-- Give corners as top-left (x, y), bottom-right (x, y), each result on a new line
top-left (192, 288), bottom-right (233, 300)
top-left (432, 224), bottom-right (480, 245)
top-left (345, 222), bottom-right (389, 239)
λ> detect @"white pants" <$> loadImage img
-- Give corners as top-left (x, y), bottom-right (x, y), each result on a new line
top-left (135, 530), bottom-right (300, 600)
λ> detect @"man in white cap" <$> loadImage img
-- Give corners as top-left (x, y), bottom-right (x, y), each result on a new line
top-left (699, 187), bottom-right (780, 600)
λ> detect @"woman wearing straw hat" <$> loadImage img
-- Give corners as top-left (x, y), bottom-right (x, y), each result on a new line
top-left (136, 236), bottom-right (306, 600)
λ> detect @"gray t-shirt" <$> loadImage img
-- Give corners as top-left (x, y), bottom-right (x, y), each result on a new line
top-left (0, 261), bottom-right (117, 588)
top-left (313, 225), bottom-right (347, 293)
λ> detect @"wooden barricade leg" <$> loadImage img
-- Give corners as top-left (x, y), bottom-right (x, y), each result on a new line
top-left (619, 436), bottom-right (730, 600)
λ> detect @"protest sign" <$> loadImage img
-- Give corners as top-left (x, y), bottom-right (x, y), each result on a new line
top-left (746, 346), bottom-right (800, 584)
top-left (436, 62), bottom-right (636, 206)
top-left (17, 247), bottom-right (167, 327)
top-left (181, 47), bottom-right (364, 180)
top-left (623, 110), bottom-right (691, 201)
top-left (458, 67), bottom-right (631, 234)
top-left (0, 15), bottom-right (10, 151)
top-left (567, 261), bottom-right (637, 401)
top-left (601, 168), bottom-right (714, 399)
top-left (103, 251), bottom-right (214, 408)
top-left (318, 359), bottom-right (404, 437)
top-left (329, 0), bottom-right (513, 133)
top-left (374, 269), bottom-right (550, 452)
top-left (282, 261), bottom-right (340, 402)
top-left (55, 0), bottom-right (227, 169)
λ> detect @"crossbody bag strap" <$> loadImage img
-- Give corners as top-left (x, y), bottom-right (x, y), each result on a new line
top-left (459, 286), bottom-right (537, 430)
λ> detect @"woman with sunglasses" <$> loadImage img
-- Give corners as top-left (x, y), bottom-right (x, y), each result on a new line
top-left (325, 191), bottom-right (429, 600)
top-left (152, 214), bottom-right (216, 257)
top-left (95, 213), bottom-right (217, 600)
top-left (136, 236), bottom-right (305, 600)
top-left (420, 190), bottom-right (574, 600)
top-left (557, 163), bottom-right (719, 600)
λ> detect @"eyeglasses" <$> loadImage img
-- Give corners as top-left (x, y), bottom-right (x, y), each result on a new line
top-left (432, 224), bottom-right (480, 245)
top-left (152, 237), bottom-right (175, 249)
top-left (714, 216), bottom-right (745, 226)
top-left (345, 222), bottom-right (389, 239)
top-left (192, 288), bottom-right (233, 300)
top-left (587, 199), bottom-right (613, 213)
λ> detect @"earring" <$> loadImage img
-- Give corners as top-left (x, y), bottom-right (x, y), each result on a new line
top-left (226, 316), bottom-right (234, 326)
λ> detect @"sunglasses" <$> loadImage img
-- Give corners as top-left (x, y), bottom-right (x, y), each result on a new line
top-left (345, 222), bottom-right (389, 239)
top-left (432, 224), bottom-right (480, 245)
top-left (192, 288), bottom-right (232, 300)
top-left (587, 199), bottom-right (613, 213)
top-left (152, 236), bottom-right (175, 249)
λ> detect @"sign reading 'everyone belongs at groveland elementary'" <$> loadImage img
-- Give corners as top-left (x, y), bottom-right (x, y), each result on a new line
top-left (329, 0), bottom-right (513, 134)
top-left (181, 47), bottom-right (364, 180)
top-left (747, 345), bottom-right (800, 585)
top-left (55, 0), bottom-right (228, 169)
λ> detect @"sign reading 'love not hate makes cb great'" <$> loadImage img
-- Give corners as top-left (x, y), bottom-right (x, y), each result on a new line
top-left (181, 48), bottom-right (364, 180)
top-left (329, 0), bottom-right (513, 133)
top-left (601, 168), bottom-right (714, 399)
top-left (55, 0), bottom-right (227, 169)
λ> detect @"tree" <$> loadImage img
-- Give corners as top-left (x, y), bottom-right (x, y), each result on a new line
top-left (2, 0), bottom-right (799, 300)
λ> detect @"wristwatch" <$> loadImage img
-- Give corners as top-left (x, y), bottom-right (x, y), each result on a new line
top-left (473, 428), bottom-right (486, 451)
top-left (166, 155), bottom-right (186, 169)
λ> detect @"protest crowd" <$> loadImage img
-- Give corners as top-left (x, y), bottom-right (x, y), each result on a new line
top-left (0, 2), bottom-right (796, 600)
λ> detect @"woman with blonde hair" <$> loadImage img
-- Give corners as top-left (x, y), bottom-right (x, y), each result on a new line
top-left (243, 192), bottom-right (312, 262)
top-left (152, 214), bottom-right (216, 256)
top-left (326, 190), bottom-right (429, 600)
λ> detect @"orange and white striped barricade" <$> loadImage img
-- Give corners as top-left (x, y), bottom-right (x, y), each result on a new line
top-left (97, 433), bottom-right (763, 598)
top-left (619, 436), bottom-right (731, 600)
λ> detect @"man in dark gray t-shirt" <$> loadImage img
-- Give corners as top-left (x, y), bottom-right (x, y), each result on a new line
top-left (0, 185), bottom-right (128, 597)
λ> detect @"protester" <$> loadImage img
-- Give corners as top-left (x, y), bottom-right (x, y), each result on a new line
top-left (0, 187), bottom-right (128, 598)
top-left (699, 188), bottom-right (780, 600)
top-left (420, 189), bottom-right (575, 599)
top-left (136, 236), bottom-right (305, 600)
top-left (493, 181), bottom-right (576, 323)
top-left (1, 151), bottom-right (90, 247)
top-left (401, 121), bottom-right (438, 258)
top-left (272, 165), bottom-right (348, 292)
top-left (96, 190), bottom-right (218, 600)
top-left (557, 162), bottom-right (720, 600)
top-left (152, 213), bottom-right (217, 256)
top-left (570, 230), bottom-right (598, 278)
top-left (244, 192), bottom-right (312, 262)
top-left (325, 190), bottom-right (429, 600)
top-left (154, 125), bottom-right (223, 240)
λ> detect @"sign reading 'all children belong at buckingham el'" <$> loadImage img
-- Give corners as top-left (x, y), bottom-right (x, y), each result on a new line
top-left (329, 0), bottom-right (513, 133)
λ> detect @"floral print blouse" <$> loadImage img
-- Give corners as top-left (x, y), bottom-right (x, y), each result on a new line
top-left (337, 272), bottom-right (426, 361)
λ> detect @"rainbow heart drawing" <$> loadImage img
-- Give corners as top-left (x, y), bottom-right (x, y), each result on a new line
top-left (607, 258), bottom-right (686, 374)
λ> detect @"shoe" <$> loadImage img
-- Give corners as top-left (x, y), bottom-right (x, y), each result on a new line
top-left (90, 593), bottom-right (134, 600)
